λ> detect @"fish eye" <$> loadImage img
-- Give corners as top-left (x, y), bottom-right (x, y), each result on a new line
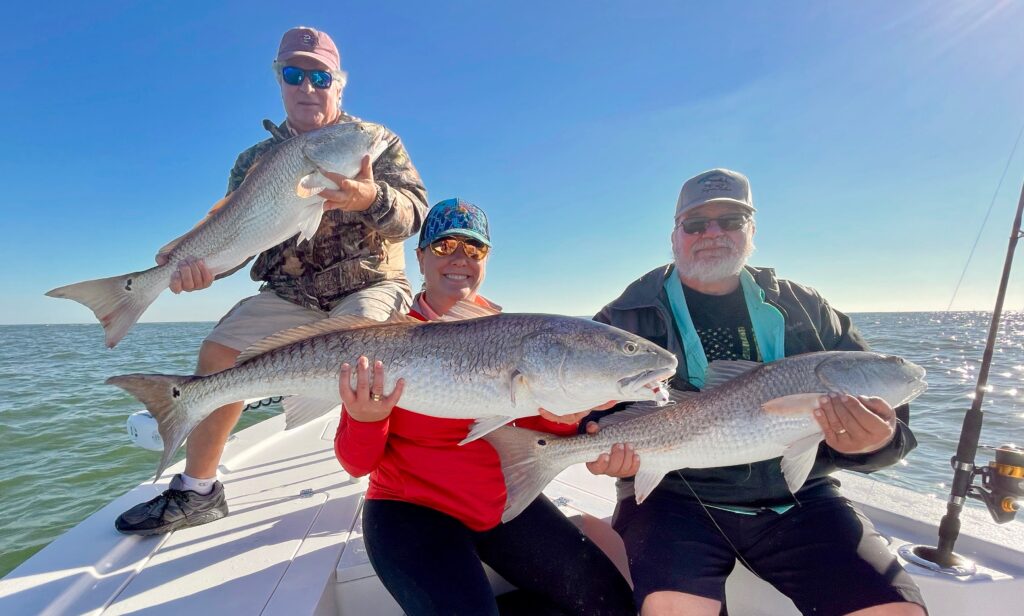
top-left (623, 341), bottom-right (639, 354)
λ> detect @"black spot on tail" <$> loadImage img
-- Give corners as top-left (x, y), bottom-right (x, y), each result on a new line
top-left (537, 439), bottom-right (547, 446)
top-left (172, 387), bottom-right (181, 398)
top-left (124, 278), bottom-right (133, 291)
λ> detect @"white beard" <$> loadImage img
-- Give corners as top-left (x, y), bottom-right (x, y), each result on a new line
top-left (675, 235), bottom-right (755, 283)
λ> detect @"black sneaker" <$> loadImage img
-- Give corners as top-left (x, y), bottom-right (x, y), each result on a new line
top-left (115, 474), bottom-right (228, 536)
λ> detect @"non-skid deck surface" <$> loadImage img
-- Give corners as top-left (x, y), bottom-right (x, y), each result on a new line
top-left (0, 414), bottom-right (361, 616)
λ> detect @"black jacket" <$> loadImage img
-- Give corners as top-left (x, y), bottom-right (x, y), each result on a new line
top-left (588, 264), bottom-right (917, 507)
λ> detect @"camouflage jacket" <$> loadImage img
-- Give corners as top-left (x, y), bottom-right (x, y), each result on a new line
top-left (226, 113), bottom-right (428, 310)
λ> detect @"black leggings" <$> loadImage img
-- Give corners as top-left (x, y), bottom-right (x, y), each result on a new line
top-left (363, 497), bottom-right (636, 616)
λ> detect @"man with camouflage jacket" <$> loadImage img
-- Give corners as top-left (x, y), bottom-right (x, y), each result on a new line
top-left (115, 26), bottom-right (428, 535)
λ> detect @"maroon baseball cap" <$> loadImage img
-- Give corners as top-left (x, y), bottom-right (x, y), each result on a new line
top-left (277, 27), bottom-right (341, 71)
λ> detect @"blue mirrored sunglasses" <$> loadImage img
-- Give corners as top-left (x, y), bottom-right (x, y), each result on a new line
top-left (281, 66), bottom-right (333, 89)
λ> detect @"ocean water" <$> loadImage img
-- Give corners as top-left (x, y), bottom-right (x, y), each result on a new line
top-left (1, 313), bottom-right (1022, 577)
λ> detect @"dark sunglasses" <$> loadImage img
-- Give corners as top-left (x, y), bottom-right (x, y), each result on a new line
top-left (678, 214), bottom-right (750, 235)
top-left (428, 237), bottom-right (490, 261)
top-left (281, 66), bottom-right (333, 89)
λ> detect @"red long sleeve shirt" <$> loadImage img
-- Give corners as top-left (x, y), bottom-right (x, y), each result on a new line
top-left (334, 305), bottom-right (578, 531)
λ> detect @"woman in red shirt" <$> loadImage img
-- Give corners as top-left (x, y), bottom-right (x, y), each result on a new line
top-left (334, 198), bottom-right (635, 615)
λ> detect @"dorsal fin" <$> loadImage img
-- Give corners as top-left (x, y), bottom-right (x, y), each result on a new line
top-left (703, 360), bottom-right (761, 390)
top-left (439, 299), bottom-right (501, 322)
top-left (598, 389), bottom-right (698, 429)
top-left (156, 193), bottom-right (238, 258)
top-left (234, 314), bottom-right (413, 365)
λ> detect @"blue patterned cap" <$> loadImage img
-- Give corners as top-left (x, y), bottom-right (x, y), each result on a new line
top-left (418, 198), bottom-right (491, 249)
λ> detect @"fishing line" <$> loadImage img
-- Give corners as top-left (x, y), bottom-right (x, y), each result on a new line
top-left (675, 470), bottom-right (767, 582)
top-left (946, 121), bottom-right (1024, 312)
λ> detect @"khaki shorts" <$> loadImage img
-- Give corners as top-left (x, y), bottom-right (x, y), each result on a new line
top-left (205, 279), bottom-right (412, 352)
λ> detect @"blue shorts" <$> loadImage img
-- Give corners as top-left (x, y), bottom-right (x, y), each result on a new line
top-left (613, 490), bottom-right (925, 615)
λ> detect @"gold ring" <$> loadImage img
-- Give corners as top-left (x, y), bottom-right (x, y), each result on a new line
top-left (371, 393), bottom-right (383, 402)
top-left (837, 428), bottom-right (848, 435)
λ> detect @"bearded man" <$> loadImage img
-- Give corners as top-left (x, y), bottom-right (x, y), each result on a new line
top-left (584, 169), bottom-right (926, 616)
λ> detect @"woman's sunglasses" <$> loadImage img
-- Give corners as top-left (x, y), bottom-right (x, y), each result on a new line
top-left (428, 237), bottom-right (490, 261)
top-left (281, 66), bottom-right (333, 89)
top-left (677, 214), bottom-right (750, 235)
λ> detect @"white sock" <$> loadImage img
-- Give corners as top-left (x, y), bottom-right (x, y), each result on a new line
top-left (179, 473), bottom-right (216, 495)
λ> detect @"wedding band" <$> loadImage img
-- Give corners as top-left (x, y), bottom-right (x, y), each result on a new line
top-left (371, 393), bottom-right (383, 402)
top-left (837, 428), bottom-right (848, 435)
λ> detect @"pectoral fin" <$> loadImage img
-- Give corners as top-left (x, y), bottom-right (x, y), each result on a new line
top-left (282, 396), bottom-right (340, 430)
top-left (634, 464), bottom-right (669, 504)
top-left (459, 416), bottom-right (514, 445)
top-left (296, 204), bottom-right (325, 244)
top-left (510, 370), bottom-right (529, 407)
top-left (780, 433), bottom-right (823, 493)
top-left (761, 393), bottom-right (825, 416)
top-left (295, 171), bottom-right (338, 198)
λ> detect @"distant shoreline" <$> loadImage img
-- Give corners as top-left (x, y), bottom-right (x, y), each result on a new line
top-left (1, 309), bottom-right (1019, 327)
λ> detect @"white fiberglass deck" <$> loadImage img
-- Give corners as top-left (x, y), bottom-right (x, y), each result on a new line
top-left (1, 413), bottom-right (1022, 615)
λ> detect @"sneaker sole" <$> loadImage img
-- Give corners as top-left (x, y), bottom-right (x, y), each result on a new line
top-left (115, 507), bottom-right (228, 537)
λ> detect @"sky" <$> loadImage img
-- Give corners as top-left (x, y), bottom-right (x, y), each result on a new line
top-left (2, 0), bottom-right (1024, 326)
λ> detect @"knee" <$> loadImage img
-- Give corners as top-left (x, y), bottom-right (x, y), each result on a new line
top-left (196, 341), bottom-right (240, 376)
top-left (848, 602), bottom-right (927, 616)
top-left (641, 591), bottom-right (719, 616)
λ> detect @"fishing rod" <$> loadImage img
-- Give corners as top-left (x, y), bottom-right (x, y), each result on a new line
top-left (905, 178), bottom-right (1024, 573)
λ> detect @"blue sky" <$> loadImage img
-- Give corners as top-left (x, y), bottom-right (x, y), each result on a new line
top-left (2, 1), bottom-right (1023, 326)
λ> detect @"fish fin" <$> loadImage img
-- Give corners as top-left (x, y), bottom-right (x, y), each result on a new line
top-left (597, 403), bottom-right (668, 429)
top-left (761, 393), bottom-right (825, 416)
top-left (384, 311), bottom-right (420, 324)
top-left (509, 370), bottom-right (530, 407)
top-left (295, 170), bottom-right (338, 198)
top-left (703, 360), bottom-right (762, 390)
top-left (438, 299), bottom-right (501, 322)
top-left (46, 266), bottom-right (165, 348)
top-left (634, 464), bottom-right (669, 504)
top-left (601, 389), bottom-right (696, 428)
top-left (460, 415), bottom-right (514, 445)
top-left (235, 315), bottom-right (393, 365)
top-left (780, 433), bottom-right (823, 493)
top-left (483, 426), bottom-right (569, 523)
top-left (106, 373), bottom-right (199, 479)
top-left (283, 396), bottom-right (340, 430)
top-left (666, 388), bottom-right (700, 404)
top-left (206, 193), bottom-right (234, 216)
top-left (296, 204), bottom-right (325, 244)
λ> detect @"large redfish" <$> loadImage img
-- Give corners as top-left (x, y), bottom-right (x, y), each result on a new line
top-left (485, 351), bottom-right (927, 522)
top-left (46, 122), bottom-right (388, 347)
top-left (105, 303), bottom-right (678, 479)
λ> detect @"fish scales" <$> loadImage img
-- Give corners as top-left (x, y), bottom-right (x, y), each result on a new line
top-left (46, 123), bottom-right (388, 347)
top-left (485, 351), bottom-right (928, 522)
top-left (106, 311), bottom-right (679, 478)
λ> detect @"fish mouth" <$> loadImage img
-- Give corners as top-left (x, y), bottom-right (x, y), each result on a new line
top-left (617, 367), bottom-right (676, 399)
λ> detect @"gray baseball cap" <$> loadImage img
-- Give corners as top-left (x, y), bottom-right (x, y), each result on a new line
top-left (675, 168), bottom-right (756, 221)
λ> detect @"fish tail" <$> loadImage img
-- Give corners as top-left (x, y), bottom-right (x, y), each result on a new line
top-left (106, 373), bottom-right (200, 479)
top-left (484, 426), bottom-right (571, 523)
top-left (46, 266), bottom-right (165, 348)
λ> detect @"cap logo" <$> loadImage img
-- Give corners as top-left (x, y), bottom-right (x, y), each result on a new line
top-left (302, 33), bottom-right (314, 47)
top-left (699, 174), bottom-right (734, 193)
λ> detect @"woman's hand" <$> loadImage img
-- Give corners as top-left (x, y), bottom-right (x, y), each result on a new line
top-left (537, 408), bottom-right (590, 425)
top-left (536, 399), bottom-right (617, 425)
top-left (339, 356), bottom-right (405, 422)
top-left (583, 418), bottom-right (640, 478)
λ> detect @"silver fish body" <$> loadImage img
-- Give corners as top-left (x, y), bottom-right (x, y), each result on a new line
top-left (485, 351), bottom-right (927, 522)
top-left (106, 311), bottom-right (679, 479)
top-left (46, 122), bottom-right (388, 348)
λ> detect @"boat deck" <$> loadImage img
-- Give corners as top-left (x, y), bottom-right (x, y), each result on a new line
top-left (2, 413), bottom-right (1022, 615)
